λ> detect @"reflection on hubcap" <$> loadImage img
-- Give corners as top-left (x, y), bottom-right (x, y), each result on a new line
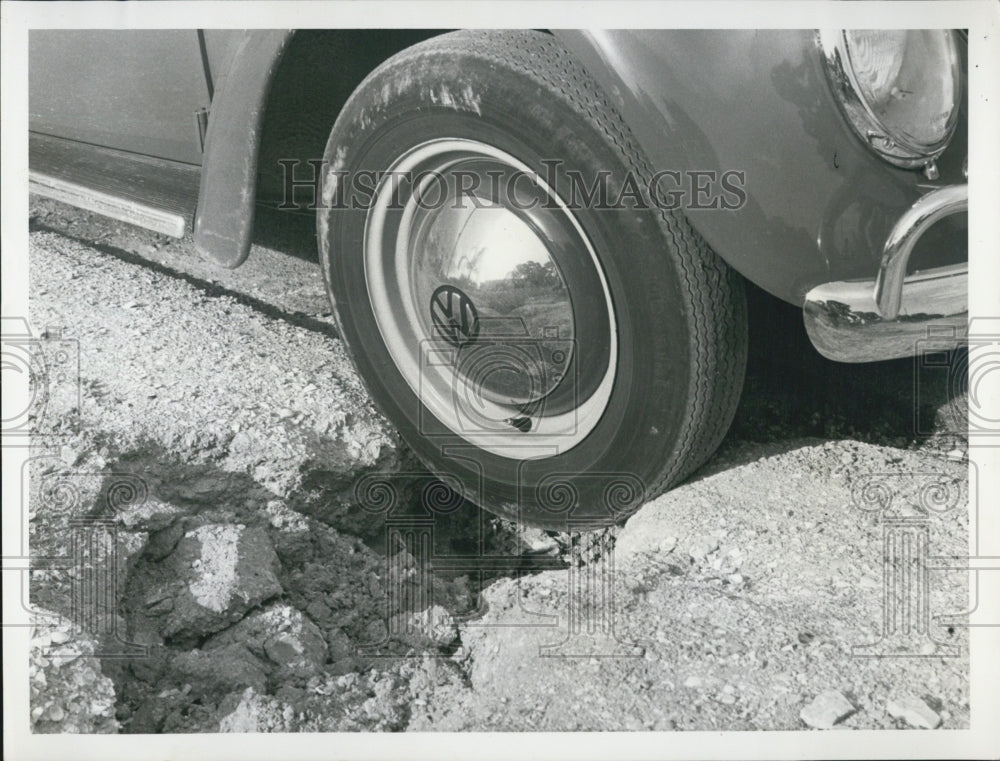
top-left (364, 139), bottom-right (617, 459)
top-left (415, 203), bottom-right (576, 406)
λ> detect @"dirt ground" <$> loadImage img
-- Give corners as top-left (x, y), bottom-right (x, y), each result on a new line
top-left (25, 196), bottom-right (970, 733)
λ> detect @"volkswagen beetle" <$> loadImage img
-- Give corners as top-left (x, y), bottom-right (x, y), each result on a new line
top-left (29, 29), bottom-right (968, 528)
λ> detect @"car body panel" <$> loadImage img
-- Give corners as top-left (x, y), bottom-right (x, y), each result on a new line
top-left (29, 30), bottom-right (212, 165)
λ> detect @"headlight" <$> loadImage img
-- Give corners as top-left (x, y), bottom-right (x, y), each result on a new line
top-left (820, 29), bottom-right (962, 169)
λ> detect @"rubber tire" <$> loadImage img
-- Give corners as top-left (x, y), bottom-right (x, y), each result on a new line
top-left (318, 30), bottom-right (747, 529)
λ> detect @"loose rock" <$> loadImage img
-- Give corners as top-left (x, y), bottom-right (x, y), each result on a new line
top-left (390, 605), bottom-right (458, 650)
top-left (800, 691), bottom-right (855, 729)
top-left (688, 535), bottom-right (720, 562)
top-left (129, 523), bottom-right (282, 642)
top-left (205, 604), bottom-right (327, 679)
top-left (170, 643), bottom-right (269, 698)
top-left (216, 688), bottom-right (295, 732)
top-left (518, 527), bottom-right (560, 555)
top-left (887, 695), bottom-right (942, 729)
top-left (658, 536), bottom-right (678, 554)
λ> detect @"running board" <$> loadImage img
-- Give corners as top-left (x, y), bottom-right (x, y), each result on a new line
top-left (29, 171), bottom-right (188, 238)
top-left (29, 132), bottom-right (200, 238)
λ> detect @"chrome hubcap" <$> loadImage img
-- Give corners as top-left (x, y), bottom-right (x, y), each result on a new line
top-left (364, 139), bottom-right (616, 459)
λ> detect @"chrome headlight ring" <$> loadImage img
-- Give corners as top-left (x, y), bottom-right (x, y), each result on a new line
top-left (819, 29), bottom-right (962, 170)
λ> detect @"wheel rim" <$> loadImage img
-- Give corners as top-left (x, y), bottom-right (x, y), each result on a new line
top-left (364, 138), bottom-right (617, 460)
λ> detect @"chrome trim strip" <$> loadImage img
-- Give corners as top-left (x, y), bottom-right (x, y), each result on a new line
top-left (875, 184), bottom-right (968, 319)
top-left (803, 264), bottom-right (967, 363)
top-left (29, 171), bottom-right (187, 238)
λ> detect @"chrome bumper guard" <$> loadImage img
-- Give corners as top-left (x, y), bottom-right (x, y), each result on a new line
top-left (803, 184), bottom-right (968, 363)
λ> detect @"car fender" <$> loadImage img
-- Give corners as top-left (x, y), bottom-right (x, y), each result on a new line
top-left (553, 29), bottom-right (967, 306)
top-left (194, 30), bottom-right (293, 268)
top-left (195, 29), bottom-right (966, 296)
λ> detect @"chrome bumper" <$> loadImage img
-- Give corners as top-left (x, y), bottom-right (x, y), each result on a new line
top-left (803, 184), bottom-right (967, 363)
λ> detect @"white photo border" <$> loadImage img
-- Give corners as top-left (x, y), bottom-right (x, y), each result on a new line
top-left (3, 2), bottom-right (998, 760)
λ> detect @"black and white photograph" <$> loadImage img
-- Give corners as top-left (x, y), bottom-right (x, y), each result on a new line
top-left (2, 2), bottom-right (998, 759)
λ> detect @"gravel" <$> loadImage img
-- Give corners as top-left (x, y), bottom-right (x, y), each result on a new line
top-left (26, 199), bottom-right (970, 733)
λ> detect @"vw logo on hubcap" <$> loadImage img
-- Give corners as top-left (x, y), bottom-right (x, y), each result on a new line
top-left (430, 284), bottom-right (480, 347)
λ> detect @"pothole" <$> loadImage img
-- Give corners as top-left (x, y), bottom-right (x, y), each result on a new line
top-left (28, 438), bottom-right (580, 733)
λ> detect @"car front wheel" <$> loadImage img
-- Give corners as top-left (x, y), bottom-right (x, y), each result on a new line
top-left (318, 30), bottom-right (747, 529)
